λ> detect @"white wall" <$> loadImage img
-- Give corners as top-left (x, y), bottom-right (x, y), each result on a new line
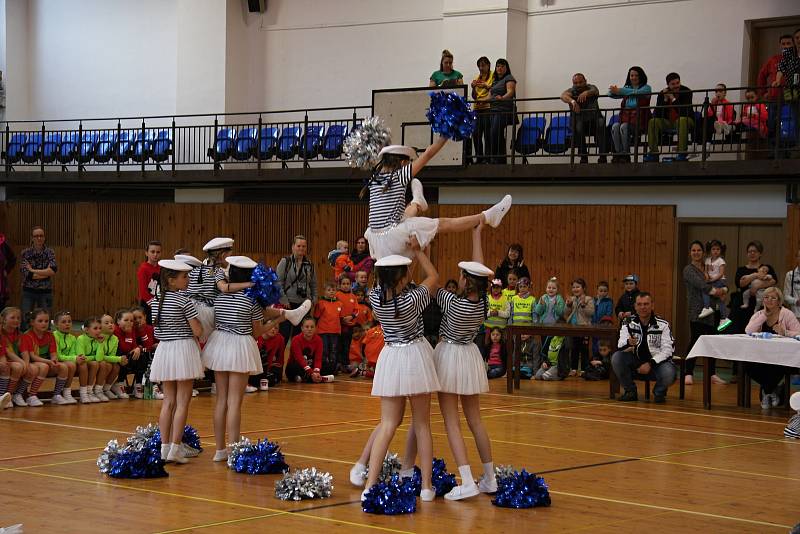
top-left (4, 0), bottom-right (30, 122)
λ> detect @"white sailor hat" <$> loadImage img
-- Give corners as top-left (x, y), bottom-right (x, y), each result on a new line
top-left (202, 237), bottom-right (234, 252)
top-left (375, 255), bottom-right (412, 267)
top-left (791, 391), bottom-right (800, 412)
top-left (378, 145), bottom-right (417, 160)
top-left (174, 254), bottom-right (202, 267)
top-left (458, 261), bottom-right (494, 278)
top-left (226, 255), bottom-right (257, 269)
top-left (158, 259), bottom-right (193, 272)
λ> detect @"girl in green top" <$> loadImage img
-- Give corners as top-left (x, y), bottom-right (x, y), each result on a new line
top-left (98, 314), bottom-right (127, 400)
top-left (76, 317), bottom-right (112, 403)
top-left (54, 311), bottom-right (86, 404)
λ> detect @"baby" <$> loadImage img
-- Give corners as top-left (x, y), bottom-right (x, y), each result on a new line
top-left (741, 265), bottom-right (773, 310)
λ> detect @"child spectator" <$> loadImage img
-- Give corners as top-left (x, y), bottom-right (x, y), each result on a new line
top-left (535, 335), bottom-right (566, 381)
top-left (353, 270), bottom-right (370, 297)
top-left (52, 311), bottom-right (82, 405)
top-left (615, 274), bottom-right (640, 321)
top-left (735, 88), bottom-right (768, 138)
top-left (252, 324), bottom-right (285, 389)
top-left (20, 308), bottom-right (73, 406)
top-left (361, 321), bottom-right (384, 379)
top-left (583, 338), bottom-right (611, 381)
top-left (593, 281), bottom-right (614, 324)
top-left (76, 317), bottom-right (109, 403)
top-left (484, 279), bottom-right (510, 341)
top-left (329, 240), bottom-right (355, 282)
top-left (286, 317), bottom-right (329, 383)
top-left (741, 264), bottom-right (774, 310)
top-left (348, 324), bottom-right (365, 376)
top-left (113, 308), bottom-right (147, 399)
top-left (564, 278), bottom-right (594, 375)
top-left (518, 334), bottom-right (539, 379)
top-left (535, 277), bottom-right (566, 325)
top-left (353, 287), bottom-right (373, 327)
top-left (502, 270), bottom-right (519, 299)
top-left (98, 313), bottom-right (126, 400)
top-left (136, 241), bottom-right (162, 323)
top-left (314, 283), bottom-right (343, 375)
top-left (2, 307), bottom-right (36, 408)
top-left (699, 239), bottom-right (731, 330)
top-left (131, 306), bottom-right (157, 398)
top-left (482, 327), bottom-right (507, 379)
top-left (704, 83), bottom-right (735, 147)
top-left (510, 277), bottom-right (536, 325)
top-left (336, 276), bottom-right (358, 372)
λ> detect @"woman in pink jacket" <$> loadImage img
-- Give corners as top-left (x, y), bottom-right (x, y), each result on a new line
top-left (744, 287), bottom-right (800, 409)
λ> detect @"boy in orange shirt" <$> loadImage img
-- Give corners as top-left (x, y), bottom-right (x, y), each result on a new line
top-left (352, 287), bottom-right (373, 327)
top-left (336, 275), bottom-right (358, 373)
top-left (361, 321), bottom-right (384, 379)
top-left (314, 281), bottom-right (344, 375)
top-left (330, 240), bottom-right (355, 282)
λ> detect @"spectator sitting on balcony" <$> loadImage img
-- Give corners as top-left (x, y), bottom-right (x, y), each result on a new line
top-left (560, 73), bottom-right (608, 164)
top-left (702, 83), bottom-right (735, 149)
top-left (757, 34), bottom-right (794, 137)
top-left (608, 66), bottom-right (652, 163)
top-left (430, 49), bottom-right (463, 88)
top-left (645, 72), bottom-right (694, 162)
top-left (735, 88), bottom-right (768, 139)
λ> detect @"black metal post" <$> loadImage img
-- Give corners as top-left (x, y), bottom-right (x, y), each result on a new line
top-left (116, 121), bottom-right (122, 175)
top-left (213, 116), bottom-right (219, 174)
top-left (701, 94), bottom-right (710, 164)
top-left (77, 122), bottom-right (83, 178)
top-left (256, 115), bottom-right (263, 174)
top-left (569, 109), bottom-right (576, 166)
top-left (302, 112), bottom-right (309, 169)
top-left (4, 123), bottom-right (10, 174)
top-left (171, 118), bottom-right (176, 176)
top-left (633, 99), bottom-right (641, 163)
top-left (40, 122), bottom-right (45, 175)
top-left (140, 119), bottom-right (146, 175)
top-left (510, 101), bottom-right (517, 168)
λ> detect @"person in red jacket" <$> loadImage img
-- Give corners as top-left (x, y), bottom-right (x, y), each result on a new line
top-left (314, 281), bottom-right (345, 375)
top-left (136, 241), bottom-right (162, 324)
top-left (703, 83), bottom-right (736, 146)
top-left (113, 308), bottom-right (150, 399)
top-left (131, 306), bottom-right (157, 398)
top-left (757, 34), bottom-right (795, 137)
top-left (286, 317), bottom-right (332, 383)
top-left (251, 324), bottom-right (286, 389)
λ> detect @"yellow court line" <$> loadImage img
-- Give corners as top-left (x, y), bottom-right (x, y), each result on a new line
top-left (641, 438), bottom-right (785, 460)
top-left (0, 445), bottom-right (105, 462)
top-left (549, 488), bottom-right (791, 529)
top-left (13, 457), bottom-right (99, 470)
top-left (154, 512), bottom-right (290, 534)
top-left (3, 467), bottom-right (412, 534)
top-left (0, 416), bottom-right (130, 434)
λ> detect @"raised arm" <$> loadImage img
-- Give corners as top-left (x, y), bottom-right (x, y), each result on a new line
top-left (415, 248), bottom-right (439, 297)
top-left (411, 136), bottom-right (448, 178)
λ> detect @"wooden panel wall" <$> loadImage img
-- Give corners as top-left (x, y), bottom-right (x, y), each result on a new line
top-left (788, 204), bottom-right (800, 269)
top-left (0, 202), bottom-right (676, 323)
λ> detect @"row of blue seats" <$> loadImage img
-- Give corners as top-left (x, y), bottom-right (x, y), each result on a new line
top-left (2, 130), bottom-right (172, 165)
top-left (208, 124), bottom-right (350, 162)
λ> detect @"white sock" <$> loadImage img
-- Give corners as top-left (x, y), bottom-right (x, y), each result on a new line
top-left (161, 444), bottom-right (170, 458)
top-left (79, 386), bottom-right (87, 395)
top-left (94, 385), bottom-right (103, 394)
top-left (354, 461), bottom-right (366, 472)
top-left (399, 468), bottom-right (414, 479)
top-left (458, 465), bottom-right (475, 486)
top-left (103, 384), bottom-right (111, 392)
top-left (482, 462), bottom-right (494, 479)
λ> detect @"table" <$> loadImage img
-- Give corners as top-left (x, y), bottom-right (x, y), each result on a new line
top-left (687, 334), bottom-right (800, 409)
top-left (504, 323), bottom-right (619, 394)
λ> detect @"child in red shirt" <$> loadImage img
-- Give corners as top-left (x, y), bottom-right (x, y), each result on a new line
top-left (286, 317), bottom-right (331, 383)
top-left (113, 308), bottom-right (148, 399)
top-left (251, 324), bottom-right (286, 389)
top-left (330, 240), bottom-right (355, 281)
top-left (20, 308), bottom-right (72, 406)
top-left (352, 287), bottom-right (373, 327)
top-left (0, 307), bottom-right (29, 408)
top-left (314, 281), bottom-right (345, 375)
top-left (136, 241), bottom-right (162, 323)
top-left (132, 306), bottom-right (157, 398)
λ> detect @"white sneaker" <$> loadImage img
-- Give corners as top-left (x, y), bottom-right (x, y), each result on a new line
top-left (103, 388), bottom-right (118, 400)
top-left (51, 394), bottom-right (69, 405)
top-left (0, 392), bottom-right (11, 409)
top-left (259, 379), bottom-right (269, 391)
top-left (285, 300), bottom-right (312, 326)
top-left (349, 463), bottom-right (367, 487)
top-left (761, 393), bottom-right (772, 410)
top-left (482, 195), bottom-right (512, 228)
top-left (360, 488), bottom-right (370, 502)
top-left (88, 393), bottom-right (102, 403)
top-left (212, 449), bottom-right (228, 462)
top-left (153, 385), bottom-right (164, 400)
top-left (698, 307), bottom-right (714, 319)
top-left (710, 374), bottom-right (728, 385)
top-left (420, 488), bottom-right (436, 502)
top-left (192, 389), bottom-right (199, 397)
top-left (80, 392), bottom-right (93, 404)
top-left (478, 476), bottom-right (498, 494)
top-left (444, 483), bottom-right (480, 501)
top-left (12, 394), bottom-right (27, 407)
top-left (62, 388), bottom-right (77, 404)
top-left (167, 443), bottom-right (188, 464)
top-left (182, 443), bottom-right (200, 458)
top-left (134, 384), bottom-right (144, 399)
top-left (245, 385), bottom-right (258, 393)
top-left (27, 395), bottom-right (44, 407)
top-left (321, 375), bottom-right (335, 383)
top-left (210, 383), bottom-right (217, 395)
top-left (411, 178), bottom-right (428, 212)
top-left (94, 390), bottom-right (110, 402)
top-left (770, 392), bottom-right (781, 408)
top-left (111, 383), bottom-right (129, 399)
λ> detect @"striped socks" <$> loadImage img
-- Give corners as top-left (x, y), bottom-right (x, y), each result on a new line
top-left (0, 376), bottom-right (9, 395)
top-left (29, 377), bottom-right (44, 396)
top-left (14, 379), bottom-right (29, 396)
top-left (53, 378), bottom-right (66, 397)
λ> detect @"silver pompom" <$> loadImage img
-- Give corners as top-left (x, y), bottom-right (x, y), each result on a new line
top-left (495, 464), bottom-right (516, 480)
top-left (364, 452), bottom-right (403, 483)
top-left (343, 116), bottom-right (391, 170)
top-left (274, 467), bottom-right (334, 501)
top-left (97, 439), bottom-right (120, 474)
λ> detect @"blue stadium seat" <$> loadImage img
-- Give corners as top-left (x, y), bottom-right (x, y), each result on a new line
top-left (233, 128), bottom-right (257, 161)
top-left (322, 124), bottom-right (348, 159)
top-left (207, 127), bottom-right (236, 162)
top-left (152, 130), bottom-right (173, 163)
top-left (78, 131), bottom-right (99, 163)
top-left (132, 130), bottom-right (154, 163)
top-left (544, 115), bottom-right (572, 154)
top-left (22, 133), bottom-right (43, 163)
top-left (94, 132), bottom-right (115, 163)
top-left (258, 126), bottom-right (279, 159)
top-left (114, 130), bottom-right (134, 163)
top-left (57, 132), bottom-right (79, 164)
top-left (514, 116), bottom-right (546, 156)
top-left (299, 124), bottom-right (325, 159)
top-left (277, 126), bottom-right (302, 160)
top-left (3, 133), bottom-right (27, 164)
top-left (41, 133), bottom-right (61, 164)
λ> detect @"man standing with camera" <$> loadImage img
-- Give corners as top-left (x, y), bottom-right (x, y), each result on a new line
top-left (277, 235), bottom-right (318, 343)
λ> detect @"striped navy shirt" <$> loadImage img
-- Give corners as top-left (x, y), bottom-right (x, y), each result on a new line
top-left (369, 284), bottom-right (430, 344)
top-left (153, 291), bottom-right (199, 341)
top-left (437, 288), bottom-right (486, 344)
top-left (187, 265), bottom-right (225, 306)
top-left (213, 291), bottom-right (264, 336)
top-left (368, 164), bottom-right (412, 230)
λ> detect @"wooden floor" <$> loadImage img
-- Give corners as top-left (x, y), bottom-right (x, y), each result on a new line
top-left (1, 377), bottom-right (798, 533)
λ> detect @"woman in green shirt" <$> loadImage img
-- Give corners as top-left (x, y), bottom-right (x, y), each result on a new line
top-left (429, 49), bottom-right (463, 87)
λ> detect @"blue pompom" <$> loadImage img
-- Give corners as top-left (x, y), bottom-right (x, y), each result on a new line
top-left (228, 437), bottom-right (289, 475)
top-left (181, 425), bottom-right (202, 452)
top-left (492, 469), bottom-right (551, 509)
top-left (245, 264), bottom-right (282, 308)
top-left (426, 91), bottom-right (476, 142)
top-left (362, 473), bottom-right (417, 515)
top-left (108, 435), bottom-right (167, 479)
top-left (409, 457), bottom-right (457, 497)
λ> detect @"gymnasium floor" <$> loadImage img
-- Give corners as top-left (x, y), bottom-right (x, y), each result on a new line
top-left (1, 377), bottom-right (797, 533)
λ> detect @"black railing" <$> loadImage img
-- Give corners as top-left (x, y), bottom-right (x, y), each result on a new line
top-left (1, 87), bottom-right (798, 174)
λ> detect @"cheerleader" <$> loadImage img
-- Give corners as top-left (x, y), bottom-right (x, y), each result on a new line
top-left (360, 247), bottom-right (441, 503)
top-left (149, 259), bottom-right (205, 464)
top-left (202, 255), bottom-right (269, 462)
top-left (364, 140), bottom-right (512, 260)
top-left (0, 307), bottom-right (27, 409)
top-left (429, 223), bottom-right (496, 498)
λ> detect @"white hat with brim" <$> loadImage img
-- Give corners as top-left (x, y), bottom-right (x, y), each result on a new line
top-left (458, 261), bottom-right (494, 278)
top-left (175, 254), bottom-right (202, 268)
top-left (375, 255), bottom-right (412, 267)
top-left (227, 255), bottom-right (257, 269)
top-left (791, 391), bottom-right (800, 412)
top-left (378, 145), bottom-right (416, 160)
top-left (158, 259), bottom-right (193, 272)
top-left (203, 237), bottom-right (234, 252)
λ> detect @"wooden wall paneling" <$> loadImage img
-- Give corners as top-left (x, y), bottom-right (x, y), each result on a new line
top-left (788, 204), bottom-right (799, 270)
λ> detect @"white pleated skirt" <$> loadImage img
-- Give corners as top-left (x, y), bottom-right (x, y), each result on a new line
top-left (371, 338), bottom-right (440, 397)
top-left (149, 338), bottom-right (204, 382)
top-left (193, 300), bottom-right (215, 343)
top-left (365, 217), bottom-right (440, 260)
top-left (202, 330), bottom-right (263, 375)
top-left (433, 341), bottom-right (489, 395)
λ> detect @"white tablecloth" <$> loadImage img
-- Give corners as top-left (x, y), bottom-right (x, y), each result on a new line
top-left (687, 334), bottom-right (800, 367)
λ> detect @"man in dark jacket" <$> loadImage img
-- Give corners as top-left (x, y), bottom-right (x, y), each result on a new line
top-left (645, 72), bottom-right (694, 162)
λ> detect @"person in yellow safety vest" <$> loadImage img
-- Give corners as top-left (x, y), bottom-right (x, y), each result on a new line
top-left (510, 277), bottom-right (537, 325)
top-left (484, 278), bottom-right (510, 330)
